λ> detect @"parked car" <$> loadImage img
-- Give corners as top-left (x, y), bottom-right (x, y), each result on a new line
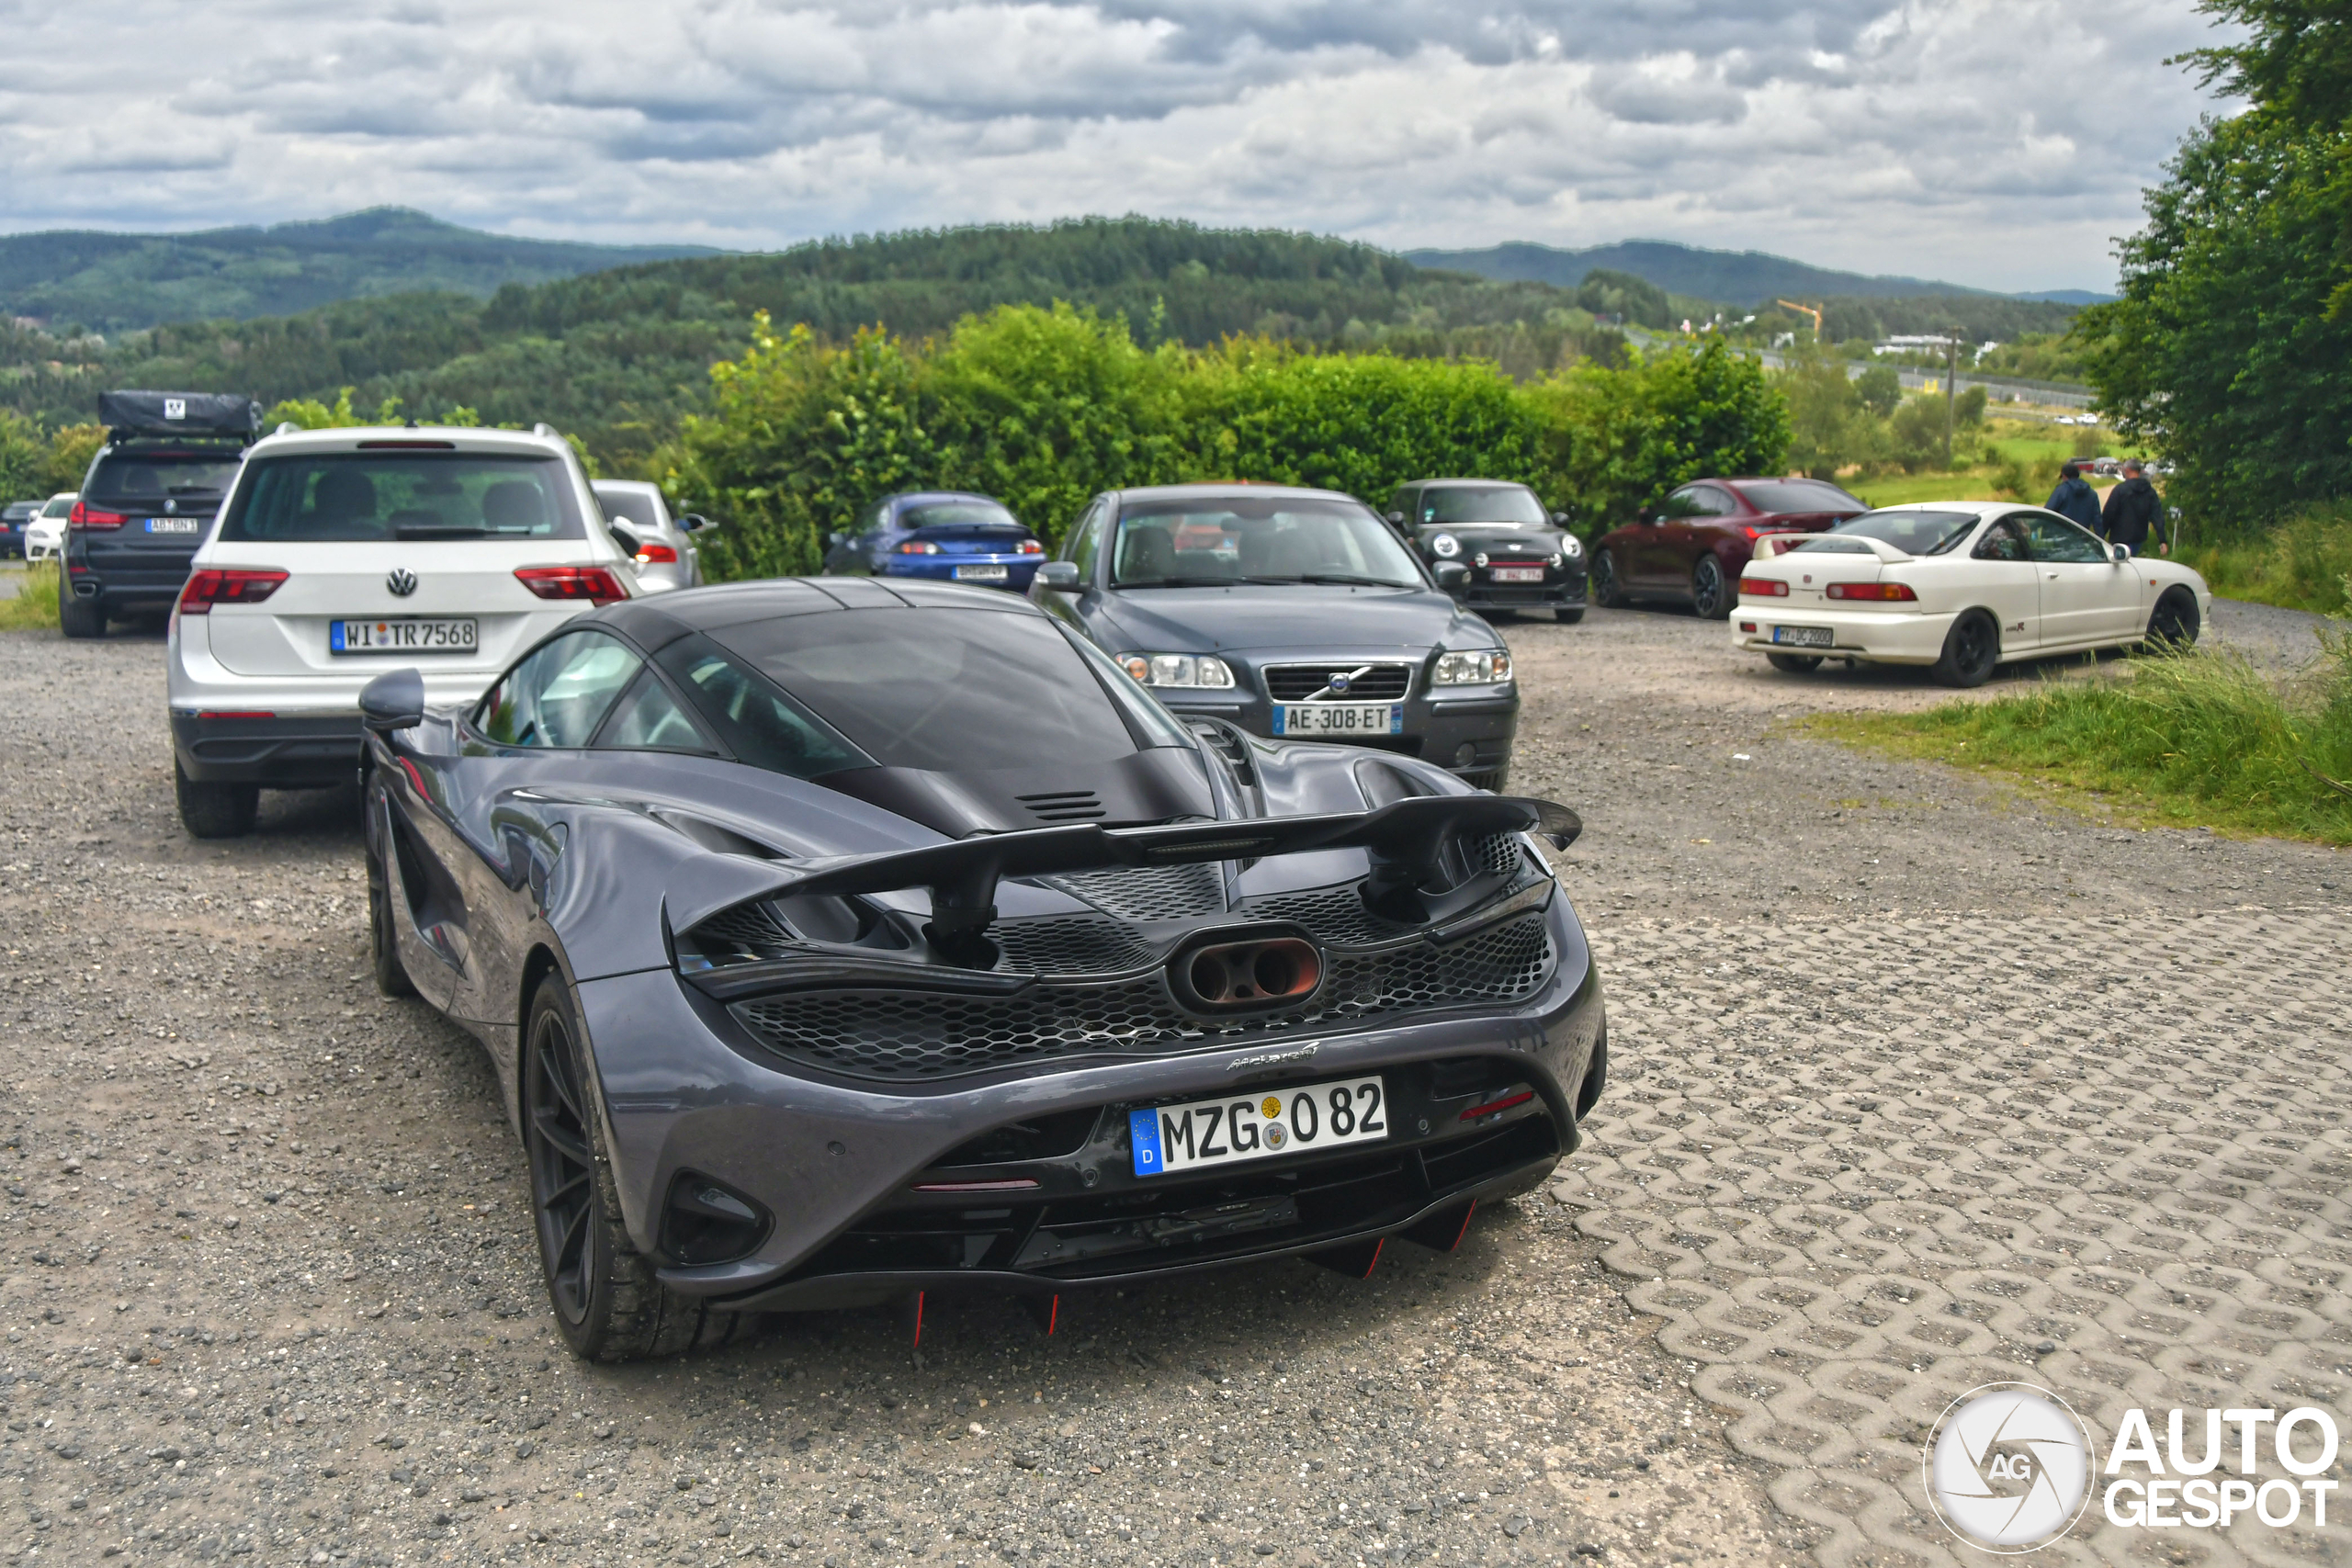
top-left (356, 577), bottom-right (1601, 1357)
top-left (24, 494), bottom-right (74, 562)
top-left (1732, 502), bottom-right (2211, 687)
top-left (166, 423), bottom-right (644, 839)
top-left (591, 479), bottom-right (718, 592)
top-left (1030, 484), bottom-right (1520, 789)
top-left (62, 391), bottom-right (262, 637)
top-left (821, 491), bottom-right (1044, 592)
top-left (1383, 479), bottom-right (1587, 623)
top-left (0, 500), bottom-right (38, 559)
top-left (1589, 477), bottom-right (1866, 619)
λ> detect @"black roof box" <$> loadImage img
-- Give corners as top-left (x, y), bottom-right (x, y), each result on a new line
top-left (98, 390), bottom-right (261, 441)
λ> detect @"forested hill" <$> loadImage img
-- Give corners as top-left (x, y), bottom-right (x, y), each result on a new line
top-left (0, 218), bottom-right (1633, 468)
top-left (0, 208), bottom-right (718, 333)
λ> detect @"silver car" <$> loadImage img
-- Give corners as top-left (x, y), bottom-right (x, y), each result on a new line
top-left (593, 480), bottom-right (717, 592)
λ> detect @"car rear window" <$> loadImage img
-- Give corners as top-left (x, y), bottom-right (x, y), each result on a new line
top-left (901, 501), bottom-right (1023, 532)
top-left (84, 451), bottom-right (243, 509)
top-left (1736, 480), bottom-right (1865, 513)
top-left (1796, 509), bottom-right (1980, 555)
top-left (708, 609), bottom-right (1159, 773)
top-left (219, 453), bottom-right (587, 543)
top-left (1418, 486), bottom-right (1548, 525)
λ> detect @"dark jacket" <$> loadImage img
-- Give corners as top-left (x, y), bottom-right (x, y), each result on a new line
top-left (2045, 476), bottom-right (2102, 533)
top-left (2099, 475), bottom-right (2166, 550)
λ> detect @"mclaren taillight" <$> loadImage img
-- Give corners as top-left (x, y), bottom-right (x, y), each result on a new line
top-left (1017, 539), bottom-right (1044, 554)
top-left (633, 542), bottom-right (679, 564)
top-left (1460, 1089), bottom-right (1536, 1121)
top-left (69, 502), bottom-right (127, 530)
top-left (514, 565), bottom-right (628, 604)
top-left (1739, 577), bottom-right (1789, 597)
top-left (1826, 581), bottom-right (1918, 602)
top-left (177, 569), bottom-right (288, 614)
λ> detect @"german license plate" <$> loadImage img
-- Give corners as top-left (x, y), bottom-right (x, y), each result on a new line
top-left (144, 518), bottom-right (198, 535)
top-left (1488, 565), bottom-right (1544, 583)
top-left (331, 617), bottom-right (479, 655)
top-left (1272, 703), bottom-right (1400, 737)
top-left (1129, 1076), bottom-right (1388, 1178)
top-left (1772, 626), bottom-right (1834, 648)
top-left (952, 563), bottom-right (1009, 582)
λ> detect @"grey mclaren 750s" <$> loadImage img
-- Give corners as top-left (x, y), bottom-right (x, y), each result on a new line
top-left (358, 576), bottom-right (1609, 1359)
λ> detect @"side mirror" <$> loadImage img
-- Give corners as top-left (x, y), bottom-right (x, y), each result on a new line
top-left (1433, 561), bottom-right (1470, 591)
top-left (1552, 511), bottom-right (1569, 525)
top-left (678, 513), bottom-right (717, 534)
top-left (1385, 510), bottom-right (1405, 525)
top-left (606, 521), bottom-right (642, 558)
top-left (2112, 543), bottom-right (2133, 561)
top-left (1636, 508), bottom-right (1658, 525)
top-left (1035, 560), bottom-right (1081, 592)
top-left (826, 530), bottom-right (843, 547)
top-left (360, 668), bottom-right (426, 734)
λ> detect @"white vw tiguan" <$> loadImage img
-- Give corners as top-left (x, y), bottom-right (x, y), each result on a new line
top-left (167, 423), bottom-right (645, 838)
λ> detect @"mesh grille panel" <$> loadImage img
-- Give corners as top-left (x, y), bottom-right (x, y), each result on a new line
top-left (687, 901), bottom-right (797, 962)
top-left (1052, 862), bottom-right (1227, 920)
top-left (729, 911), bottom-right (1553, 1080)
top-left (990, 917), bottom-right (1158, 975)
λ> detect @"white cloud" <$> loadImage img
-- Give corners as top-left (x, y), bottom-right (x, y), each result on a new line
top-left (0, 0), bottom-right (2230, 291)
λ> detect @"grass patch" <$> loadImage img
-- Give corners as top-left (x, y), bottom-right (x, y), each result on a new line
top-left (2178, 504), bottom-right (2352, 616)
top-left (1848, 422), bottom-right (2111, 510)
top-left (1804, 640), bottom-right (2352, 845)
top-left (0, 564), bottom-right (61, 632)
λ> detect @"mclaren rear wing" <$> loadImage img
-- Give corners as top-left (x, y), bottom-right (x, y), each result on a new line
top-left (669, 794), bottom-right (1581, 959)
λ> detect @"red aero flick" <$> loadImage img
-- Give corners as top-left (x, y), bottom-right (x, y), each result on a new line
top-left (1589, 477), bottom-right (1866, 620)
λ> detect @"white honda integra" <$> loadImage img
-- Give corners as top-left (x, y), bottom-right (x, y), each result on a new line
top-left (1732, 501), bottom-right (2211, 687)
top-left (166, 423), bottom-right (644, 838)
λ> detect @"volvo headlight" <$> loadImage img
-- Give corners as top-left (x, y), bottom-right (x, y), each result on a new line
top-left (1119, 653), bottom-right (1236, 689)
top-left (1432, 649), bottom-right (1512, 686)
top-left (1430, 533), bottom-right (1461, 558)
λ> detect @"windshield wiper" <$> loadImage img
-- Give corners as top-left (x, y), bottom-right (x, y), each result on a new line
top-left (396, 524), bottom-right (488, 539)
top-left (1278, 573), bottom-right (1408, 588)
top-left (1117, 575), bottom-right (1247, 588)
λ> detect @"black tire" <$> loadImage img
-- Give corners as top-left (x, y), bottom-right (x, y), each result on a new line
top-left (1690, 555), bottom-right (1733, 620)
top-left (1591, 550), bottom-right (1625, 608)
top-left (526, 976), bottom-right (747, 1360)
top-left (58, 579), bottom-right (104, 639)
top-left (175, 761), bottom-right (257, 839)
top-left (1929, 610), bottom-right (2001, 689)
top-left (366, 829), bottom-right (416, 998)
top-left (1554, 606), bottom-right (1585, 625)
top-left (1766, 652), bottom-right (1823, 673)
top-left (2147, 588), bottom-right (2200, 649)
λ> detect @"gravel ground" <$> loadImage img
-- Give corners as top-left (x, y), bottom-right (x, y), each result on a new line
top-left (0, 602), bottom-right (2340, 1568)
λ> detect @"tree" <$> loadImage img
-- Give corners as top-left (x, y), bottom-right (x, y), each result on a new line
top-left (1532, 339), bottom-right (1791, 523)
top-left (1855, 365), bottom-right (1903, 419)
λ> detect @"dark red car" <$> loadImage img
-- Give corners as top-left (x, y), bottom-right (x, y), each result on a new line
top-left (1589, 477), bottom-right (1866, 619)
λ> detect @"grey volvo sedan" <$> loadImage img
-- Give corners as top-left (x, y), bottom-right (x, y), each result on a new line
top-left (1032, 484), bottom-right (1522, 790)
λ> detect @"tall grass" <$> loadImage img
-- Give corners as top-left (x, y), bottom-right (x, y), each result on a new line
top-left (0, 564), bottom-right (61, 632)
top-left (1809, 637), bottom-right (2352, 844)
top-left (2181, 504), bottom-right (2352, 615)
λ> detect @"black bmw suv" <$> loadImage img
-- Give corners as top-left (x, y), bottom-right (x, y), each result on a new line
top-left (61, 391), bottom-right (259, 638)
top-left (1385, 479), bottom-right (1588, 623)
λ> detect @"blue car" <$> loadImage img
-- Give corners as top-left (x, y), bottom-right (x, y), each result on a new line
top-left (820, 491), bottom-right (1044, 591)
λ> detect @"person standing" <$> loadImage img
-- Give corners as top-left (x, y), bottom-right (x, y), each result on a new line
top-left (2098, 459), bottom-right (2169, 554)
top-left (2045, 462), bottom-right (2102, 532)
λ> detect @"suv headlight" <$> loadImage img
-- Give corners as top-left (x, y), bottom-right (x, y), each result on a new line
top-left (1432, 649), bottom-right (1511, 686)
top-left (1430, 533), bottom-right (1461, 558)
top-left (1119, 653), bottom-right (1236, 689)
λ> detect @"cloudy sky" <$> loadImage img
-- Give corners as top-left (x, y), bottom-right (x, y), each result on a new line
top-left (0, 0), bottom-right (2232, 292)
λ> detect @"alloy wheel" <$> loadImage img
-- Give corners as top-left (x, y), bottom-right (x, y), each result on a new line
top-left (527, 1008), bottom-right (599, 1326)
top-left (1692, 557), bottom-right (1729, 619)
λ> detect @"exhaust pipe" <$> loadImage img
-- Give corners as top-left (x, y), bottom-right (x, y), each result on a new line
top-left (1173, 934), bottom-right (1322, 1011)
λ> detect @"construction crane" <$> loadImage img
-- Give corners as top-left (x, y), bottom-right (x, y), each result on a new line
top-left (1776, 299), bottom-right (1823, 333)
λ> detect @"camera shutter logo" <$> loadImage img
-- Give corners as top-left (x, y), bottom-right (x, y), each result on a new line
top-left (1923, 1382), bottom-right (2094, 1551)
top-left (387, 569), bottom-right (418, 598)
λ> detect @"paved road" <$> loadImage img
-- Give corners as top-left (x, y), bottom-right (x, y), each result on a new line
top-left (0, 604), bottom-right (2341, 1568)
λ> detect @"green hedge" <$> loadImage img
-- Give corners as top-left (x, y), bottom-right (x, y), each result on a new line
top-left (664, 303), bottom-right (1789, 580)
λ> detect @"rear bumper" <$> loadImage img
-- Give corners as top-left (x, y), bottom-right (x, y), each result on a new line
top-left (1732, 604), bottom-right (1956, 666)
top-left (170, 711), bottom-right (363, 787)
top-left (880, 557), bottom-right (1041, 592)
top-left (1454, 564), bottom-right (1587, 610)
top-left (1155, 688), bottom-right (1519, 784)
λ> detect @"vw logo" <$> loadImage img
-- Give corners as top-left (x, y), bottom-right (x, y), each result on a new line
top-left (1328, 672), bottom-right (1352, 694)
top-left (1923, 1382), bottom-right (2093, 1551)
top-left (387, 569), bottom-right (418, 598)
